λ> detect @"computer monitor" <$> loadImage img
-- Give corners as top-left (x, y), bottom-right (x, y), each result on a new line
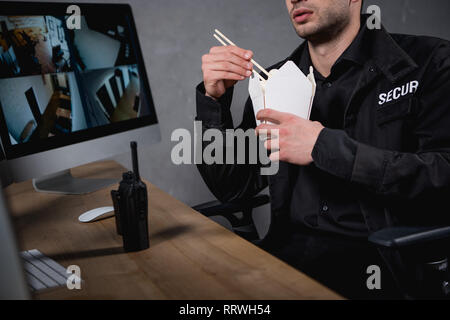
top-left (0, 2), bottom-right (160, 194)
top-left (0, 187), bottom-right (30, 300)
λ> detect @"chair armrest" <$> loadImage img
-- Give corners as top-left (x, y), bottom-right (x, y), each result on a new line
top-left (368, 226), bottom-right (450, 248)
top-left (192, 194), bottom-right (270, 217)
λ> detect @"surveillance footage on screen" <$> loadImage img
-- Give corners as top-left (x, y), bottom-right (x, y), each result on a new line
top-left (0, 13), bottom-right (147, 146)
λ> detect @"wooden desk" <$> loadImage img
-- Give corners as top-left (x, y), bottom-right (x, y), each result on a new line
top-left (4, 161), bottom-right (342, 300)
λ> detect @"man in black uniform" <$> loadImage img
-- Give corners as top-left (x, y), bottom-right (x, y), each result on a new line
top-left (196, 0), bottom-right (450, 299)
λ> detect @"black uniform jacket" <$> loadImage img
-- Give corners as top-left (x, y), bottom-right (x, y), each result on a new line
top-left (195, 21), bottom-right (450, 244)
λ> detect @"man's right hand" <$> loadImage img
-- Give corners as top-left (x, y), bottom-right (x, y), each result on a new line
top-left (201, 46), bottom-right (254, 100)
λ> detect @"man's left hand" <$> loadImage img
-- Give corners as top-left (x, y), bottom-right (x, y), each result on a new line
top-left (256, 109), bottom-right (325, 166)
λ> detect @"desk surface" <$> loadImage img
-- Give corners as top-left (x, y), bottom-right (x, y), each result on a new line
top-left (5, 161), bottom-right (341, 300)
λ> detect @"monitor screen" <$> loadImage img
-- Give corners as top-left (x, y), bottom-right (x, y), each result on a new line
top-left (0, 2), bottom-right (157, 159)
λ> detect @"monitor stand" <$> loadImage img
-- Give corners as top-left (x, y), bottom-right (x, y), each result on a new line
top-left (32, 169), bottom-right (119, 195)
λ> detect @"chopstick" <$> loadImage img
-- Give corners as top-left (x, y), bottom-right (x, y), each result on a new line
top-left (214, 29), bottom-right (270, 78)
top-left (213, 29), bottom-right (269, 82)
top-left (213, 33), bottom-right (265, 83)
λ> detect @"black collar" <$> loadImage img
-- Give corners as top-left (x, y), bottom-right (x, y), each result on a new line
top-left (339, 16), bottom-right (368, 66)
top-left (285, 15), bottom-right (418, 83)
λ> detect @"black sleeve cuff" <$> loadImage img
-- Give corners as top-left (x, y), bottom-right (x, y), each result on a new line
top-left (311, 128), bottom-right (358, 181)
top-left (312, 128), bottom-right (387, 191)
top-left (195, 82), bottom-right (234, 126)
top-left (351, 142), bottom-right (387, 190)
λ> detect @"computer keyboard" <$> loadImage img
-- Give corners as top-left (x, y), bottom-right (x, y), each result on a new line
top-left (20, 249), bottom-right (78, 292)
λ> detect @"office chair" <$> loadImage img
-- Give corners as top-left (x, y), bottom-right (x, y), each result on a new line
top-left (369, 226), bottom-right (450, 299)
top-left (193, 187), bottom-right (450, 299)
top-left (192, 194), bottom-right (270, 242)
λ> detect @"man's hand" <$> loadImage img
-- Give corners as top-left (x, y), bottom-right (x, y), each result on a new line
top-left (256, 109), bottom-right (325, 166)
top-left (202, 46), bottom-right (254, 100)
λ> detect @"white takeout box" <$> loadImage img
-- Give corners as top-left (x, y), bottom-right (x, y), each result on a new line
top-left (249, 60), bottom-right (316, 125)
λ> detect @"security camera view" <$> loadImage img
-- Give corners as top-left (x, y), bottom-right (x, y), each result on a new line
top-left (0, 16), bottom-right (72, 78)
top-left (0, 12), bottom-right (151, 147)
top-left (70, 14), bottom-right (136, 71)
top-left (0, 72), bottom-right (85, 144)
top-left (81, 65), bottom-right (145, 126)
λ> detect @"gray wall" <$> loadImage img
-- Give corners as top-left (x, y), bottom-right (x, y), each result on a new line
top-left (10, 0), bottom-right (450, 237)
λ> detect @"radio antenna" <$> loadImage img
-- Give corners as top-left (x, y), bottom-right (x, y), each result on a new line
top-left (130, 141), bottom-right (140, 180)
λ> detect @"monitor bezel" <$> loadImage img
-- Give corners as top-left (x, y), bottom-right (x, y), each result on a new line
top-left (0, 1), bottom-right (158, 160)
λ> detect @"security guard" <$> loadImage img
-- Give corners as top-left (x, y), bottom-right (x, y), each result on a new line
top-left (196, 0), bottom-right (450, 299)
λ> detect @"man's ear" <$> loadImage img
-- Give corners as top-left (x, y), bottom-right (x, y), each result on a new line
top-left (355, 0), bottom-right (364, 11)
top-left (349, 0), bottom-right (363, 12)
top-left (349, 0), bottom-right (363, 6)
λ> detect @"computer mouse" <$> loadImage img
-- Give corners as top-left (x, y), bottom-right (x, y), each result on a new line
top-left (78, 206), bottom-right (115, 223)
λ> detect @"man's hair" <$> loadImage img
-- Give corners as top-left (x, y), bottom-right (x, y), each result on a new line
top-left (361, 0), bottom-right (365, 12)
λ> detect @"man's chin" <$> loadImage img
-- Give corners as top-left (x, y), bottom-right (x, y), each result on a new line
top-left (293, 21), bottom-right (317, 36)
top-left (294, 24), bottom-right (330, 42)
top-left (294, 27), bottom-right (315, 40)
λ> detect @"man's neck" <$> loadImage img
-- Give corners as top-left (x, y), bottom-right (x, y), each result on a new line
top-left (308, 17), bottom-right (361, 78)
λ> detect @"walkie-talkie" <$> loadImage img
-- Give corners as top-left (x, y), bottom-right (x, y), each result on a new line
top-left (111, 141), bottom-right (149, 252)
